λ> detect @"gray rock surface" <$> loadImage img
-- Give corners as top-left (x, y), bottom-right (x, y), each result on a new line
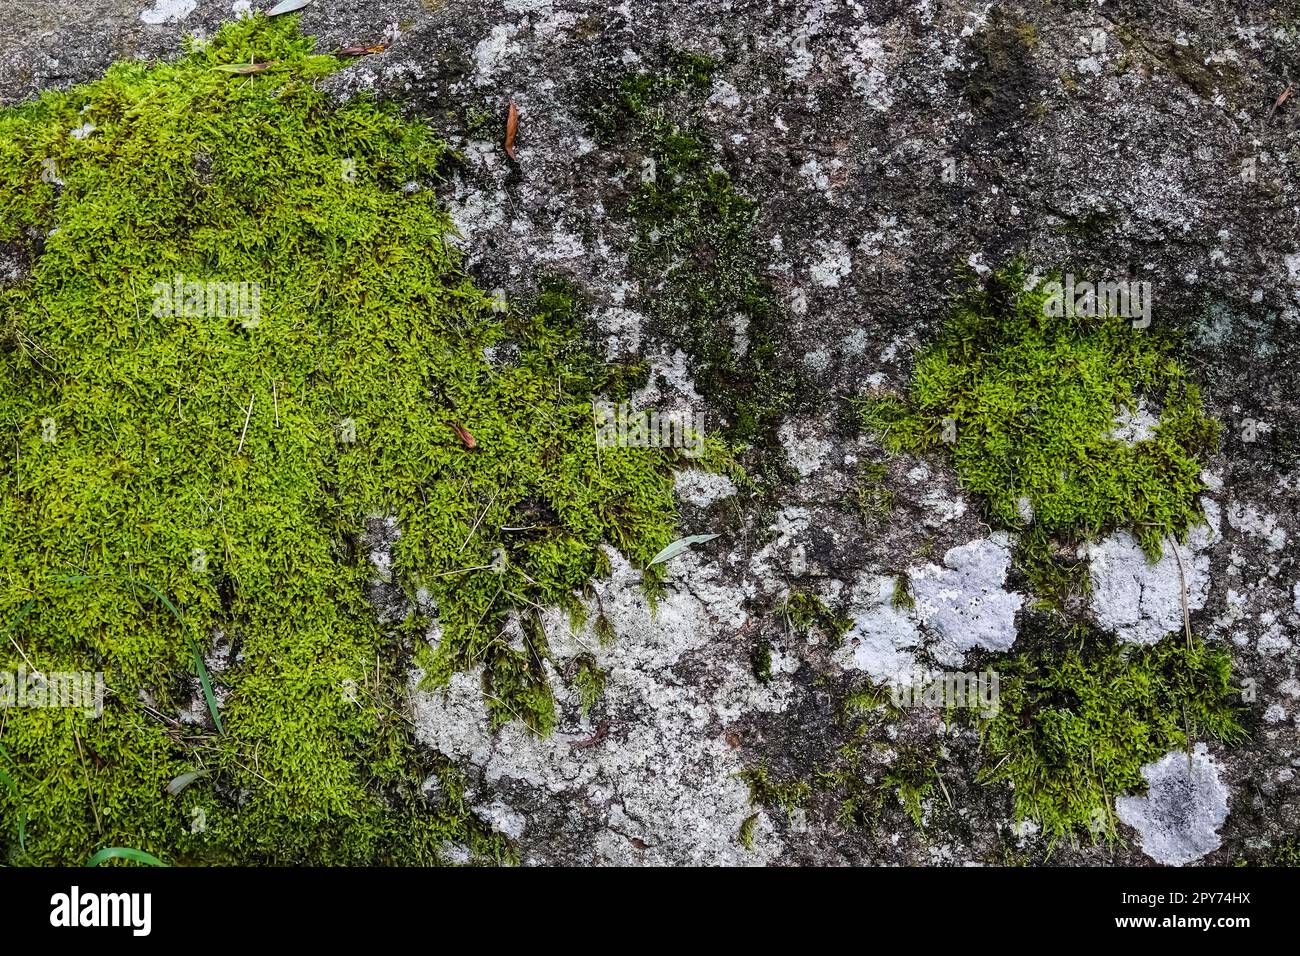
top-left (5, 0), bottom-right (1300, 866)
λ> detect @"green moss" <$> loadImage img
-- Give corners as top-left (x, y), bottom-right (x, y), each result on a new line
top-left (784, 591), bottom-right (851, 646)
top-left (977, 631), bottom-right (1245, 843)
top-left (882, 747), bottom-right (939, 829)
top-left (890, 573), bottom-right (915, 611)
top-left (737, 810), bottom-right (759, 850)
top-left (862, 263), bottom-right (1217, 561)
top-left (589, 52), bottom-right (792, 451)
top-left (570, 655), bottom-right (606, 718)
top-left (831, 774), bottom-right (885, 832)
top-left (855, 460), bottom-right (894, 524)
top-left (1269, 838), bottom-right (1300, 867)
top-left (739, 764), bottom-right (810, 820)
top-left (0, 16), bottom-right (680, 864)
top-left (862, 264), bottom-right (1243, 844)
top-left (461, 103), bottom-right (499, 140)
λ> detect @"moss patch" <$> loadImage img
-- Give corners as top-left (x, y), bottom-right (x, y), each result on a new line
top-left (738, 763), bottom-right (810, 820)
top-left (977, 629), bottom-right (1244, 843)
top-left (881, 746), bottom-right (939, 829)
top-left (589, 51), bottom-right (793, 451)
top-left (0, 16), bottom-right (679, 864)
top-left (783, 591), bottom-right (851, 646)
top-left (861, 264), bottom-right (1241, 844)
top-left (863, 264), bottom-right (1216, 557)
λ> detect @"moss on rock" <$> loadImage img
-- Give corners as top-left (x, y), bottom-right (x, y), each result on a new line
top-left (0, 16), bottom-right (679, 864)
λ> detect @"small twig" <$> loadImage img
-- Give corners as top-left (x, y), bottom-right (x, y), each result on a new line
top-left (456, 488), bottom-right (499, 554)
top-left (1169, 535), bottom-right (1196, 763)
top-left (481, 691), bottom-right (536, 733)
top-left (1167, 535), bottom-right (1193, 651)
top-left (4, 599), bottom-right (46, 683)
top-left (569, 719), bottom-right (611, 750)
top-left (237, 392), bottom-right (255, 453)
top-left (73, 731), bottom-right (102, 834)
top-left (431, 563), bottom-right (495, 578)
top-left (272, 381), bottom-right (279, 427)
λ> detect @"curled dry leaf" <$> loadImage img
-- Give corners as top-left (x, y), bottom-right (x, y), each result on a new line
top-left (505, 101), bottom-right (519, 160)
top-left (647, 533), bottom-right (720, 567)
top-left (1270, 85), bottom-right (1293, 117)
top-left (165, 769), bottom-right (210, 797)
top-left (338, 44), bottom-right (389, 57)
top-left (267, 0), bottom-right (313, 15)
top-left (446, 421), bottom-right (477, 448)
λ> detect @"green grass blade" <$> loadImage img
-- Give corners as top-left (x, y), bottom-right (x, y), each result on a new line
top-left (131, 579), bottom-right (225, 735)
top-left (188, 642), bottom-right (225, 735)
top-left (86, 847), bottom-right (168, 867)
top-left (5, 598), bottom-right (35, 634)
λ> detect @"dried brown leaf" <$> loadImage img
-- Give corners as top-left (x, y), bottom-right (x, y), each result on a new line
top-left (338, 43), bottom-right (389, 57)
top-left (1270, 85), bottom-right (1293, 117)
top-left (446, 421), bottom-right (477, 448)
top-left (505, 101), bottom-right (519, 160)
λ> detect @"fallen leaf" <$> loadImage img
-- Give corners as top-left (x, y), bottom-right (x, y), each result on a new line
top-left (647, 533), bottom-right (720, 567)
top-left (1270, 85), bottom-right (1293, 117)
top-left (165, 770), bottom-right (210, 796)
top-left (213, 61), bottom-right (278, 75)
top-left (446, 421), bottom-right (477, 448)
top-left (267, 0), bottom-right (313, 15)
top-left (505, 101), bottom-right (519, 159)
top-left (338, 43), bottom-right (389, 56)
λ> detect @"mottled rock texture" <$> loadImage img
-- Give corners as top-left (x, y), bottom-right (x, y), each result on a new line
top-left (4, 0), bottom-right (1299, 866)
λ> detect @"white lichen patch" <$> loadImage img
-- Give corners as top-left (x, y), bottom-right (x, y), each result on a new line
top-left (1225, 500), bottom-right (1288, 552)
top-left (634, 349), bottom-right (705, 413)
top-left (833, 537), bottom-right (1025, 682)
top-left (842, 22), bottom-right (894, 111)
top-left (833, 574), bottom-right (925, 683)
top-left (1109, 398), bottom-right (1159, 444)
top-left (472, 24), bottom-right (520, 85)
top-left (1088, 502), bottom-right (1218, 644)
top-left (778, 416), bottom-right (832, 477)
top-left (909, 534), bottom-right (1025, 658)
top-left (596, 306), bottom-right (644, 358)
top-left (810, 241), bottom-right (851, 287)
top-left (673, 469), bottom-right (738, 508)
top-left (1115, 744), bottom-right (1230, 866)
top-left (139, 0), bottom-right (196, 25)
top-left (747, 506), bottom-right (811, 586)
top-left (445, 186), bottom-right (507, 243)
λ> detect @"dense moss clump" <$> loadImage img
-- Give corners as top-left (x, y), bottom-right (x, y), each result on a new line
top-left (590, 51), bottom-right (792, 449)
top-left (0, 16), bottom-right (679, 864)
top-left (858, 265), bottom-right (1242, 844)
top-left (978, 630), bottom-right (1244, 842)
top-left (862, 264), bottom-right (1218, 562)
